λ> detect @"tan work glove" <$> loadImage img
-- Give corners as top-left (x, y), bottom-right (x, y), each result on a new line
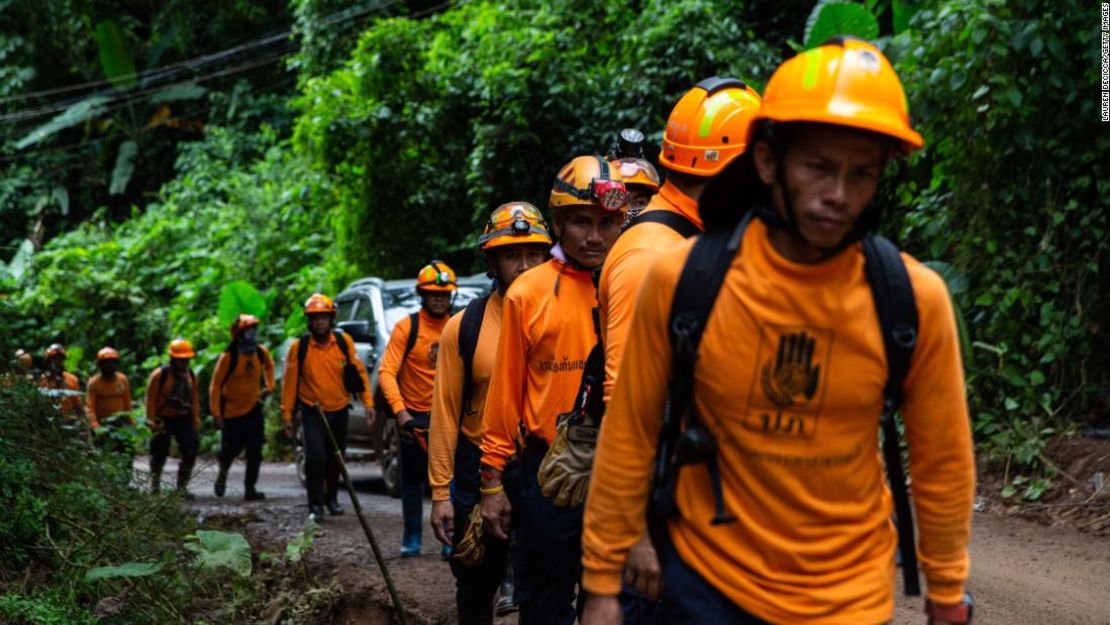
top-left (536, 410), bottom-right (599, 507)
top-left (452, 504), bottom-right (486, 568)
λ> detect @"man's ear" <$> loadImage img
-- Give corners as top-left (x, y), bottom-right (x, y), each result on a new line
top-left (752, 141), bottom-right (777, 185)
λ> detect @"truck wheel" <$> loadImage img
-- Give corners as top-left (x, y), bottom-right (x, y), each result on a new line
top-left (295, 424), bottom-right (307, 488)
top-left (380, 419), bottom-right (401, 498)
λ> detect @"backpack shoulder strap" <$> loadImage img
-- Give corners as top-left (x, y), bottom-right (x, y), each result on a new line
top-left (458, 295), bottom-right (489, 423)
top-left (334, 330), bottom-right (351, 360)
top-left (295, 334), bottom-right (310, 406)
top-left (629, 210), bottom-right (700, 239)
top-left (862, 232), bottom-right (921, 597)
top-left (403, 312), bottom-right (420, 362)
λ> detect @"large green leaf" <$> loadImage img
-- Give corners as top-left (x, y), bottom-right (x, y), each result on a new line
top-left (14, 96), bottom-right (110, 149)
top-left (85, 561), bottom-right (163, 581)
top-left (185, 530), bottom-right (252, 577)
top-left (94, 20), bottom-right (137, 88)
top-left (804, 1), bottom-right (880, 49)
top-left (218, 281), bottom-right (268, 328)
top-left (285, 517), bottom-right (319, 564)
top-left (109, 140), bottom-right (137, 196)
top-left (150, 81), bottom-right (208, 104)
top-left (891, 0), bottom-right (920, 34)
top-left (6, 239), bottom-right (34, 280)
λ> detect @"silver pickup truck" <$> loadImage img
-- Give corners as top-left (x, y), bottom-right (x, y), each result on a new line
top-left (279, 274), bottom-right (491, 496)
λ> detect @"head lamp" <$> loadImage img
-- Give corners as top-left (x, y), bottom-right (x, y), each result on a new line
top-left (592, 179), bottom-right (629, 211)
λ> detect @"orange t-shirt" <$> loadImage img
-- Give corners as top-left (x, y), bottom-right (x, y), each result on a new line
top-left (598, 182), bottom-right (702, 403)
top-left (428, 292), bottom-right (503, 501)
top-left (281, 332), bottom-right (372, 421)
top-left (582, 219), bottom-right (975, 623)
top-left (209, 347), bottom-right (275, 418)
top-left (379, 309), bottom-right (449, 415)
top-left (86, 372), bottom-right (133, 424)
top-left (145, 366), bottom-right (200, 428)
top-left (40, 371), bottom-right (84, 421)
top-left (480, 258), bottom-right (599, 471)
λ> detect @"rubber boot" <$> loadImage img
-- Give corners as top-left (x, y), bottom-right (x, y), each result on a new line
top-left (150, 465), bottom-right (163, 494)
top-left (495, 564), bottom-right (518, 616)
top-left (177, 457), bottom-right (195, 500)
top-left (400, 521), bottom-right (422, 558)
top-left (214, 459), bottom-right (230, 497)
top-left (244, 460), bottom-right (265, 501)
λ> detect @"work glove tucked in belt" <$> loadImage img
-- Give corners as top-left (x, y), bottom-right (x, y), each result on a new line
top-left (536, 409), bottom-right (599, 507)
top-left (452, 504), bottom-right (485, 567)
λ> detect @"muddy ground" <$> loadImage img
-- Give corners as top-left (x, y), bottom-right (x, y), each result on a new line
top-left (158, 452), bottom-right (1110, 625)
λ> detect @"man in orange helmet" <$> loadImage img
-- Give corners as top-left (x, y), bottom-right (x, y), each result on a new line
top-left (282, 293), bottom-right (373, 521)
top-left (38, 343), bottom-right (84, 422)
top-left (146, 339), bottom-right (201, 496)
top-left (596, 78), bottom-right (762, 621)
top-left (86, 347), bottom-right (133, 433)
top-left (379, 260), bottom-right (457, 556)
top-left (582, 40), bottom-right (974, 625)
top-left (479, 156), bottom-right (626, 625)
top-left (210, 314), bottom-right (275, 501)
top-left (12, 349), bottom-right (33, 380)
top-left (429, 203), bottom-right (551, 622)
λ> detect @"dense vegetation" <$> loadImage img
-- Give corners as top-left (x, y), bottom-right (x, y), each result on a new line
top-left (1, 0), bottom-right (1106, 519)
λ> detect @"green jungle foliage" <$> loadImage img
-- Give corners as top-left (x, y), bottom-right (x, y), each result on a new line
top-left (1, 0), bottom-right (1107, 484)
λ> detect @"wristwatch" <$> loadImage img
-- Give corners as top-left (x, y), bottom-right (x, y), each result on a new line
top-left (925, 593), bottom-right (974, 624)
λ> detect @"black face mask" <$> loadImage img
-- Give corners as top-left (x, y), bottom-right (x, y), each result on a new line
top-left (237, 328), bottom-right (259, 352)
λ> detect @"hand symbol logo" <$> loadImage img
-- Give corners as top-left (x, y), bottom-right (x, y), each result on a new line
top-left (761, 331), bottom-right (821, 408)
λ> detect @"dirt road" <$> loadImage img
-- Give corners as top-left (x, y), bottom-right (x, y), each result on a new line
top-left (164, 458), bottom-right (1110, 624)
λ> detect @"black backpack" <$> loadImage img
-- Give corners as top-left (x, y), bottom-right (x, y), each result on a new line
top-left (648, 212), bottom-right (923, 596)
top-left (457, 296), bottom-right (490, 424)
top-left (625, 209), bottom-right (700, 238)
top-left (372, 312), bottom-right (420, 418)
top-left (156, 364), bottom-right (197, 416)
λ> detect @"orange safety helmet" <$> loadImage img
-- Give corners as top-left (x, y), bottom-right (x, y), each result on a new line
top-left (44, 343), bottom-right (65, 359)
top-left (230, 313), bottom-right (261, 338)
top-left (549, 155), bottom-right (629, 212)
top-left (96, 347), bottom-right (120, 362)
top-left (304, 293), bottom-right (336, 315)
top-left (479, 202), bottom-right (554, 251)
top-left (660, 76), bottom-right (763, 177)
top-left (416, 261), bottom-right (458, 292)
top-left (610, 157), bottom-right (661, 191)
top-left (168, 338), bottom-right (195, 359)
top-left (753, 37), bottom-right (923, 153)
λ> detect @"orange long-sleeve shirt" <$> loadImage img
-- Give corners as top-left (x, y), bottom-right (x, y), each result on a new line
top-left (40, 371), bottom-right (84, 422)
top-left (86, 372), bottom-right (133, 425)
top-left (209, 347), bottom-right (275, 418)
top-left (582, 219), bottom-right (975, 624)
top-left (480, 258), bottom-right (599, 471)
top-left (598, 182), bottom-right (702, 404)
top-left (429, 293), bottom-right (504, 501)
top-left (145, 367), bottom-right (200, 428)
top-left (281, 332), bottom-right (372, 421)
top-left (378, 309), bottom-right (448, 414)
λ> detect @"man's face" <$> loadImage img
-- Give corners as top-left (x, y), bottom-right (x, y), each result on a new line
top-left (46, 354), bottom-right (64, 372)
top-left (308, 313), bottom-right (333, 337)
top-left (492, 244), bottom-right (548, 288)
top-left (98, 359), bottom-right (118, 377)
top-left (628, 188), bottom-right (654, 214)
top-left (755, 125), bottom-right (886, 254)
top-left (170, 357), bottom-right (190, 373)
top-left (553, 205), bottom-right (622, 269)
top-left (420, 290), bottom-right (452, 317)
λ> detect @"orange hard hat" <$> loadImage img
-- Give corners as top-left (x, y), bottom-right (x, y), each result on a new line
top-left (549, 155), bottom-right (629, 212)
top-left (230, 313), bottom-right (261, 338)
top-left (96, 347), bottom-right (120, 362)
top-left (304, 293), bottom-right (336, 315)
top-left (168, 338), bottom-right (195, 359)
top-left (660, 76), bottom-right (763, 176)
top-left (416, 261), bottom-right (458, 292)
top-left (610, 158), bottom-right (660, 191)
top-left (479, 202), bottom-right (553, 251)
top-left (13, 349), bottom-right (31, 369)
top-left (753, 37), bottom-right (923, 153)
top-left (44, 343), bottom-right (65, 359)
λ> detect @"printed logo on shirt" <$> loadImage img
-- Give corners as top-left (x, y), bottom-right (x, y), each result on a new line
top-left (744, 325), bottom-right (833, 439)
top-left (537, 356), bottom-right (587, 374)
top-left (245, 359), bottom-right (255, 374)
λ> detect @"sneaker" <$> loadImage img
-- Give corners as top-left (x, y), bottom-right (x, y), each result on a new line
top-left (214, 468), bottom-right (228, 498)
top-left (400, 542), bottom-right (421, 558)
top-left (308, 505), bottom-right (326, 522)
top-left (326, 499), bottom-right (344, 515)
top-left (244, 489), bottom-right (266, 501)
top-left (494, 595), bottom-right (518, 616)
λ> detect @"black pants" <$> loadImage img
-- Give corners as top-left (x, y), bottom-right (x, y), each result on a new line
top-left (149, 416), bottom-right (198, 482)
top-left (514, 437), bottom-right (584, 625)
top-left (449, 438), bottom-right (512, 625)
top-left (659, 543), bottom-right (767, 625)
top-left (400, 411), bottom-right (431, 546)
top-left (301, 407), bottom-right (349, 507)
top-left (219, 403), bottom-right (264, 489)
